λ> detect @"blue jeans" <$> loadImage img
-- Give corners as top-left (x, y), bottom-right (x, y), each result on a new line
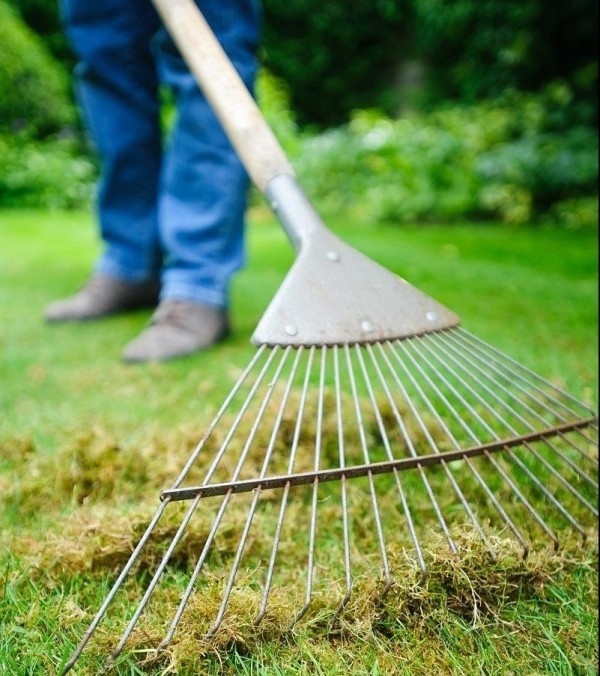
top-left (60, 0), bottom-right (261, 308)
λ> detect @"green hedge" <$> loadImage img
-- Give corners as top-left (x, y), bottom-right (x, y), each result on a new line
top-left (0, 0), bottom-right (74, 137)
top-left (290, 84), bottom-right (598, 227)
top-left (0, 134), bottom-right (96, 209)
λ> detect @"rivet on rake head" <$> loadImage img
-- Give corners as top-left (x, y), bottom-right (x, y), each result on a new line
top-left (285, 324), bottom-right (298, 336)
top-left (426, 312), bottom-right (438, 322)
top-left (327, 251), bottom-right (340, 262)
top-left (361, 320), bottom-right (375, 333)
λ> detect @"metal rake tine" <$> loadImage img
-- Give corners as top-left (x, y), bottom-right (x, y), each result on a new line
top-left (163, 347), bottom-right (298, 645)
top-left (394, 338), bottom-right (530, 556)
top-left (377, 340), bottom-right (498, 560)
top-left (359, 344), bottom-right (460, 557)
top-left (360, 343), bottom-right (427, 581)
top-left (346, 345), bottom-right (392, 596)
top-left (509, 442), bottom-right (589, 539)
top-left (522, 440), bottom-right (599, 518)
top-left (361, 344), bottom-right (458, 554)
top-left (441, 331), bottom-right (599, 463)
top-left (330, 345), bottom-right (353, 620)
top-left (430, 334), bottom-right (596, 536)
top-left (371, 341), bottom-right (487, 556)
top-left (63, 348), bottom-right (272, 672)
top-left (413, 335), bottom-right (560, 549)
top-left (455, 329), bottom-right (596, 419)
top-left (555, 429), bottom-right (598, 466)
top-left (293, 347), bottom-right (328, 626)
top-left (62, 500), bottom-right (171, 674)
top-left (541, 437), bottom-right (598, 489)
top-left (253, 483), bottom-right (291, 627)
top-left (172, 345), bottom-right (269, 489)
top-left (438, 332), bottom-right (599, 471)
top-left (107, 493), bottom-right (203, 666)
top-left (115, 345), bottom-right (289, 660)
top-left (425, 335), bottom-right (588, 533)
top-left (353, 344), bottom-right (429, 598)
top-left (255, 346), bottom-right (315, 626)
top-left (199, 345), bottom-right (282, 487)
top-left (454, 330), bottom-right (598, 451)
top-left (435, 332), bottom-right (599, 494)
top-left (207, 347), bottom-right (298, 634)
top-left (377, 341), bottom-right (498, 559)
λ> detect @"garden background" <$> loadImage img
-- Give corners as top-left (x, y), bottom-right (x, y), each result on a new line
top-left (0, 0), bottom-right (598, 673)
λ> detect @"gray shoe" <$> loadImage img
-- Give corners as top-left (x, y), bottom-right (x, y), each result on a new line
top-left (122, 300), bottom-right (229, 363)
top-left (45, 274), bottom-right (160, 322)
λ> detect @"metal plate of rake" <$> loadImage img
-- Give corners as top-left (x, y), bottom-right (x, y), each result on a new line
top-left (64, 329), bottom-right (598, 671)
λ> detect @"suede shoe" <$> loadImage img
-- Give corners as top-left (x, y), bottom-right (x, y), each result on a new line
top-left (45, 274), bottom-right (160, 322)
top-left (122, 300), bottom-right (229, 363)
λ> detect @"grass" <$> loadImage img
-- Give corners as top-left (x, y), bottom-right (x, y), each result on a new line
top-left (0, 207), bottom-right (597, 674)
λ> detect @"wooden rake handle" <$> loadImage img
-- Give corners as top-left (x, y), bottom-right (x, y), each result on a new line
top-left (151, 0), bottom-right (295, 192)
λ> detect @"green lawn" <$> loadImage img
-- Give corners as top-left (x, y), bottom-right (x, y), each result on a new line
top-left (0, 208), bottom-right (597, 674)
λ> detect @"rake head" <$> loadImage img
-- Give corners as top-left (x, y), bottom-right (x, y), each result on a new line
top-left (63, 326), bottom-right (598, 672)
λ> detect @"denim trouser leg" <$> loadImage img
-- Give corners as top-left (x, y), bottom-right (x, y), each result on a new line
top-left (60, 0), bottom-right (163, 282)
top-left (154, 1), bottom-right (261, 308)
top-left (61, 0), bottom-right (261, 306)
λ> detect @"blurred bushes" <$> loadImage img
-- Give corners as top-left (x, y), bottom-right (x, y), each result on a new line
top-left (0, 0), bottom-right (94, 209)
top-left (4, 0), bottom-right (74, 67)
top-left (262, 0), bottom-right (597, 128)
top-left (262, 0), bottom-right (407, 127)
top-left (0, 0), bottom-right (73, 136)
top-left (0, 0), bottom-right (596, 225)
top-left (0, 135), bottom-right (95, 209)
top-left (289, 84), bottom-right (598, 227)
top-left (411, 0), bottom-right (598, 115)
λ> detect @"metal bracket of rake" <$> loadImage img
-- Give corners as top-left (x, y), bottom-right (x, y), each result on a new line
top-left (161, 417), bottom-right (598, 502)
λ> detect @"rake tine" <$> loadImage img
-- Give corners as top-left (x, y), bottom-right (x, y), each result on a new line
top-left (395, 338), bottom-right (530, 557)
top-left (114, 347), bottom-right (286, 659)
top-left (363, 344), bottom-right (458, 554)
top-left (372, 341), bottom-right (487, 557)
top-left (424, 336), bottom-right (591, 531)
top-left (173, 345), bottom-right (269, 489)
top-left (366, 343), bottom-right (431, 575)
top-left (330, 345), bottom-right (353, 621)
top-left (541, 437), bottom-right (598, 488)
top-left (107, 492), bottom-right (204, 666)
top-left (377, 341), bottom-right (498, 560)
top-left (293, 347), bottom-right (327, 626)
top-left (200, 346), bottom-right (282, 487)
top-left (62, 500), bottom-right (171, 674)
top-left (255, 346), bottom-right (315, 626)
top-left (376, 343), bottom-right (497, 560)
top-left (455, 329), bottom-right (596, 419)
top-left (508, 443), bottom-right (589, 539)
top-left (114, 346), bottom-right (288, 659)
top-left (525, 441), bottom-right (599, 517)
top-left (206, 347), bottom-right (297, 636)
top-left (440, 332), bottom-right (598, 454)
top-left (445, 331), bottom-right (598, 448)
top-left (253, 483), bottom-right (291, 627)
top-left (435, 333), bottom-right (599, 490)
top-left (166, 347), bottom-right (296, 644)
top-left (451, 331), bottom-right (599, 455)
top-left (413, 335), bottom-right (559, 549)
top-left (555, 430), bottom-right (598, 466)
top-left (346, 345), bottom-right (392, 597)
top-left (63, 348), bottom-right (274, 673)
top-left (360, 344), bottom-right (459, 557)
